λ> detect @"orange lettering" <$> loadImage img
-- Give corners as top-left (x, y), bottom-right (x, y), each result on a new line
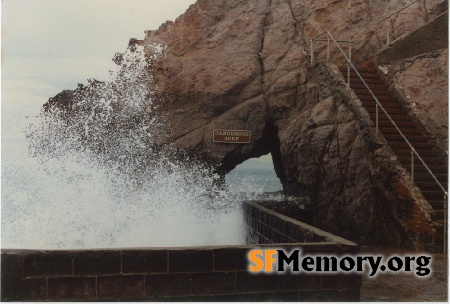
top-left (248, 250), bottom-right (264, 272)
top-left (265, 250), bottom-right (277, 272)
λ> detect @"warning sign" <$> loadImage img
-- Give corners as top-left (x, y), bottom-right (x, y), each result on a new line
top-left (213, 129), bottom-right (251, 143)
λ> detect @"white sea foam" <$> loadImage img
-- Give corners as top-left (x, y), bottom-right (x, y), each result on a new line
top-left (2, 44), bottom-right (247, 249)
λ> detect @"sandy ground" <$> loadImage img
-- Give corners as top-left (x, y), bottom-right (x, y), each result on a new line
top-left (360, 251), bottom-right (448, 302)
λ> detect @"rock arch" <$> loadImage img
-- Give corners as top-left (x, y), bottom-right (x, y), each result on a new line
top-left (45, 0), bottom-right (445, 249)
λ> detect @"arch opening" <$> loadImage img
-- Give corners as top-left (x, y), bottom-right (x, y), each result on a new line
top-left (225, 153), bottom-right (283, 193)
top-left (214, 121), bottom-right (287, 194)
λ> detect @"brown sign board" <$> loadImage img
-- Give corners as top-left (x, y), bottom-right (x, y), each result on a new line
top-left (213, 129), bottom-right (251, 143)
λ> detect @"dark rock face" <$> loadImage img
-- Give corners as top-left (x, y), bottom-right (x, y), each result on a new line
top-left (45, 0), bottom-right (447, 248)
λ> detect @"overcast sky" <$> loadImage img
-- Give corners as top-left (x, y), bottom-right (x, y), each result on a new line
top-left (1, 0), bottom-right (274, 165)
top-left (2, 0), bottom-right (196, 113)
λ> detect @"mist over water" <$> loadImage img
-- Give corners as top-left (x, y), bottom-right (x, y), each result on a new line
top-left (2, 45), bottom-right (269, 249)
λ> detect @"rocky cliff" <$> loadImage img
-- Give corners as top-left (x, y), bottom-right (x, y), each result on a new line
top-left (140, 0), bottom-right (447, 248)
top-left (377, 10), bottom-right (448, 152)
top-left (381, 48), bottom-right (448, 152)
top-left (145, 0), bottom-right (446, 168)
top-left (46, 0), bottom-right (448, 249)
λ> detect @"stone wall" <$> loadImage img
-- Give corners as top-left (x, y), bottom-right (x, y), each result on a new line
top-left (2, 203), bottom-right (361, 302)
top-left (244, 201), bottom-right (359, 247)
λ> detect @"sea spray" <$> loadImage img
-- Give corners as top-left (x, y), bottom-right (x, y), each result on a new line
top-left (3, 44), bottom-right (252, 249)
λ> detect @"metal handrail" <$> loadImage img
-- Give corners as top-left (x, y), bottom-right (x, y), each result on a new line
top-left (375, 0), bottom-right (419, 24)
top-left (311, 31), bottom-right (447, 197)
top-left (311, 33), bottom-right (354, 86)
top-left (374, 0), bottom-right (421, 44)
top-left (311, 31), bottom-right (327, 41)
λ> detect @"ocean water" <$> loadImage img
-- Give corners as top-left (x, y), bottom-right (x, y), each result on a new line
top-left (226, 165), bottom-right (283, 194)
top-left (1, 45), bottom-right (282, 250)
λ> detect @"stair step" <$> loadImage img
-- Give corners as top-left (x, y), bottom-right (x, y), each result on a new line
top-left (383, 133), bottom-right (428, 140)
top-left (350, 83), bottom-right (389, 91)
top-left (360, 96), bottom-right (398, 103)
top-left (394, 148), bottom-right (446, 156)
top-left (428, 201), bottom-right (447, 209)
top-left (414, 181), bottom-right (447, 188)
top-left (379, 129), bottom-right (425, 137)
top-left (407, 166), bottom-right (447, 174)
top-left (398, 159), bottom-right (445, 171)
top-left (433, 210), bottom-right (447, 220)
top-left (403, 158), bottom-right (448, 166)
top-left (436, 219), bottom-right (447, 227)
top-left (415, 183), bottom-right (447, 190)
top-left (386, 140), bottom-right (430, 149)
top-left (414, 176), bottom-right (447, 185)
top-left (403, 164), bottom-right (448, 174)
top-left (362, 101), bottom-right (403, 109)
top-left (349, 77), bottom-right (385, 85)
top-left (348, 72), bottom-right (380, 79)
top-left (340, 63), bottom-right (448, 240)
top-left (410, 157), bottom-right (447, 164)
top-left (353, 88), bottom-right (393, 96)
top-left (417, 189), bottom-right (447, 199)
top-left (414, 174), bottom-right (447, 184)
top-left (399, 159), bottom-right (447, 169)
top-left (396, 154), bottom-right (446, 162)
top-left (339, 67), bottom-right (378, 74)
top-left (364, 104), bottom-right (405, 112)
top-left (407, 174), bottom-right (446, 183)
top-left (376, 116), bottom-right (414, 124)
top-left (366, 109), bottom-right (409, 117)
top-left (365, 112), bottom-right (407, 121)
top-left (398, 163), bottom-right (447, 172)
top-left (398, 159), bottom-right (447, 168)
top-left (377, 120), bottom-right (417, 128)
top-left (383, 133), bottom-right (428, 142)
top-left (349, 80), bottom-right (386, 87)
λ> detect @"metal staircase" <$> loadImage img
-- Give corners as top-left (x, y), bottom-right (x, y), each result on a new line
top-left (310, 29), bottom-right (448, 251)
top-left (338, 64), bottom-right (448, 249)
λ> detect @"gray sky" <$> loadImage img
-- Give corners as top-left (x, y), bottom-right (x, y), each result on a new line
top-left (1, 0), bottom-right (274, 166)
top-left (2, 0), bottom-right (196, 113)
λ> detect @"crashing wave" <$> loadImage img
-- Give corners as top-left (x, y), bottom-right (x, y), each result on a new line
top-left (3, 44), bottom-right (246, 249)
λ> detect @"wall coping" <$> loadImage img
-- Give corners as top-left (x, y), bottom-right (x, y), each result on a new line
top-left (245, 201), bottom-right (358, 247)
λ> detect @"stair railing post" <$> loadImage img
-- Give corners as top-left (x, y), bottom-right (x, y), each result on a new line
top-left (310, 39), bottom-right (314, 65)
top-left (375, 103), bottom-right (379, 136)
top-left (347, 43), bottom-right (352, 87)
top-left (327, 35), bottom-right (330, 61)
top-left (411, 148), bottom-right (415, 185)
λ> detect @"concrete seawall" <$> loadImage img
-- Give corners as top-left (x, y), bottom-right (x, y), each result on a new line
top-left (1, 202), bottom-right (361, 301)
